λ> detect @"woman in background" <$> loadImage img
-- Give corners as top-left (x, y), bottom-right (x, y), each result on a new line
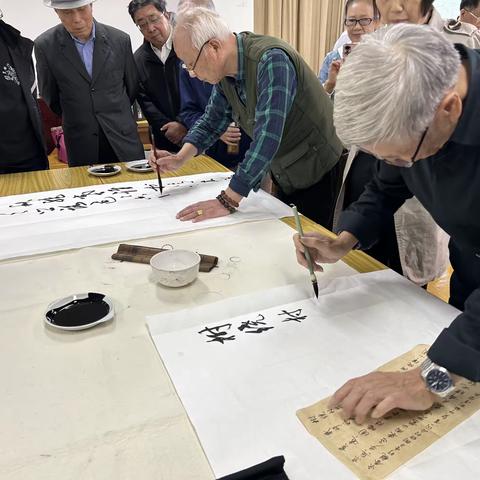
top-left (319, 0), bottom-right (379, 95)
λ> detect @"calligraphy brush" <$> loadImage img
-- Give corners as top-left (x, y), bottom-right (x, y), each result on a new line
top-left (148, 126), bottom-right (163, 195)
top-left (291, 205), bottom-right (319, 298)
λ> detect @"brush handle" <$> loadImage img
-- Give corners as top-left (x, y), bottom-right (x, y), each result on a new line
top-left (148, 126), bottom-right (163, 194)
top-left (291, 205), bottom-right (315, 277)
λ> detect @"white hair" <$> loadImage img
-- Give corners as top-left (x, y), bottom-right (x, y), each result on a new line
top-left (334, 23), bottom-right (461, 147)
top-left (174, 7), bottom-right (231, 50)
top-left (177, 0), bottom-right (215, 12)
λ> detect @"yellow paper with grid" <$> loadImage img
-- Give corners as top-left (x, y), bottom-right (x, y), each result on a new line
top-left (297, 345), bottom-right (480, 480)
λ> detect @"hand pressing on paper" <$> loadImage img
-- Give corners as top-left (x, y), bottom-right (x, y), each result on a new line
top-left (160, 121), bottom-right (187, 145)
top-left (176, 199), bottom-right (230, 223)
top-left (293, 231), bottom-right (356, 272)
top-left (329, 369), bottom-right (437, 425)
top-left (177, 188), bottom-right (243, 223)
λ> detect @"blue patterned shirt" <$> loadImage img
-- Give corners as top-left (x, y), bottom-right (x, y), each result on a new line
top-left (184, 34), bottom-right (297, 197)
top-left (318, 49), bottom-right (341, 84)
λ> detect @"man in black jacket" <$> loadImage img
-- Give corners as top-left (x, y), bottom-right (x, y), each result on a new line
top-left (0, 14), bottom-right (47, 174)
top-left (36, 0), bottom-right (144, 167)
top-left (294, 24), bottom-right (480, 422)
top-left (129, 0), bottom-right (187, 151)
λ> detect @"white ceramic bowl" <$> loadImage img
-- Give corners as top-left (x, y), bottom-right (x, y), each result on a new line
top-left (150, 250), bottom-right (201, 287)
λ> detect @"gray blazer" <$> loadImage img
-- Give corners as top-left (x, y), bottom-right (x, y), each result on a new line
top-left (34, 21), bottom-right (144, 166)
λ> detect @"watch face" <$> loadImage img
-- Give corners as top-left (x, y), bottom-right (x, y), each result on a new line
top-left (425, 369), bottom-right (453, 393)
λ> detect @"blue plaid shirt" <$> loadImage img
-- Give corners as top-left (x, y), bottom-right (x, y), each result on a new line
top-left (184, 34), bottom-right (297, 197)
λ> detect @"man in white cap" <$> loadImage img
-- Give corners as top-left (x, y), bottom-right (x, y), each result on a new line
top-left (35, 0), bottom-right (144, 166)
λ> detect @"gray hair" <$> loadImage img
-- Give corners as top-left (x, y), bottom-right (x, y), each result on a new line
top-left (334, 23), bottom-right (461, 147)
top-left (174, 7), bottom-right (231, 50)
top-left (177, 0), bottom-right (215, 12)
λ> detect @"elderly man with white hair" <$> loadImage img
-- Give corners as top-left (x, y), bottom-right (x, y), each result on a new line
top-left (150, 7), bottom-right (344, 229)
top-left (294, 23), bottom-right (480, 423)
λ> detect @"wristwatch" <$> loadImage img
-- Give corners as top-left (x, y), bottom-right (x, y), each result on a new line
top-left (420, 358), bottom-right (455, 397)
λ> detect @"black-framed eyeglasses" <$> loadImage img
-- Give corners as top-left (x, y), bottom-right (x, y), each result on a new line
top-left (182, 39), bottom-right (212, 73)
top-left (344, 17), bottom-right (374, 27)
top-left (384, 127), bottom-right (429, 168)
top-left (136, 13), bottom-right (164, 32)
top-left (410, 127), bottom-right (428, 161)
top-left (359, 127), bottom-right (429, 168)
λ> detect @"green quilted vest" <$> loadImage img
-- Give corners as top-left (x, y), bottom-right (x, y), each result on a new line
top-left (220, 32), bottom-right (343, 195)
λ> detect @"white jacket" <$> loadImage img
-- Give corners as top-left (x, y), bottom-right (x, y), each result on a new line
top-left (429, 7), bottom-right (480, 48)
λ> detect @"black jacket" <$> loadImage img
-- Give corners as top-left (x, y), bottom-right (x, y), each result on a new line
top-left (338, 45), bottom-right (480, 382)
top-left (35, 21), bottom-right (144, 166)
top-left (0, 20), bottom-right (47, 170)
top-left (134, 41), bottom-right (184, 151)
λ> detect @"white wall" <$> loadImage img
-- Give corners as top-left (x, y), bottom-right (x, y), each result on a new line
top-left (435, 1), bottom-right (460, 21)
top-left (0, 0), bottom-right (253, 50)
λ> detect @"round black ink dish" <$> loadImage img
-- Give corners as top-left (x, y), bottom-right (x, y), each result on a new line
top-left (45, 292), bottom-right (114, 331)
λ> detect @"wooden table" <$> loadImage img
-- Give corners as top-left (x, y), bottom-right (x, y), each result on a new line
top-left (0, 156), bottom-right (384, 274)
top-left (0, 156), bottom-right (387, 480)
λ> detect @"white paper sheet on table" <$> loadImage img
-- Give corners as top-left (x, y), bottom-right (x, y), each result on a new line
top-left (0, 172), bottom-right (292, 261)
top-left (148, 270), bottom-right (480, 480)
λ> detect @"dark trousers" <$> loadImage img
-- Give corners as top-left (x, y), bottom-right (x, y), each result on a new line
top-left (152, 127), bottom-right (180, 153)
top-left (449, 239), bottom-right (480, 311)
top-left (276, 154), bottom-right (346, 231)
top-left (343, 152), bottom-right (403, 274)
top-left (98, 127), bottom-right (119, 164)
top-left (0, 152), bottom-right (48, 174)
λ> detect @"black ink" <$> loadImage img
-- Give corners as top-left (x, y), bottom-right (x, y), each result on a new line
top-left (91, 165), bottom-right (117, 174)
top-left (38, 194), bottom-right (66, 203)
top-left (278, 308), bottom-right (307, 323)
top-left (107, 186), bottom-right (138, 195)
top-left (90, 196), bottom-right (117, 205)
top-left (9, 200), bottom-right (33, 207)
top-left (58, 202), bottom-right (88, 211)
top-left (46, 293), bottom-right (110, 328)
top-left (199, 324), bottom-right (236, 344)
top-left (0, 210), bottom-right (28, 215)
top-left (238, 314), bottom-right (274, 334)
top-left (36, 207), bottom-right (57, 215)
top-left (144, 184), bottom-right (162, 192)
top-left (74, 190), bottom-right (105, 200)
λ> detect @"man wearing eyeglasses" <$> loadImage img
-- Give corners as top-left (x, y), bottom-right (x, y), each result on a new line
top-left (128, 0), bottom-right (187, 151)
top-left (460, 0), bottom-right (480, 28)
top-left (35, 0), bottom-right (144, 167)
top-left (150, 7), bottom-right (344, 228)
top-left (294, 24), bottom-right (480, 422)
